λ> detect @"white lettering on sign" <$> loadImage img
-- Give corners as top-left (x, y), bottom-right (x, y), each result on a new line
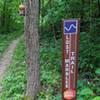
top-left (65, 58), bottom-right (69, 88)
top-left (65, 59), bottom-right (69, 63)
top-left (65, 36), bottom-right (70, 88)
top-left (70, 52), bottom-right (75, 74)
top-left (65, 36), bottom-right (70, 54)
top-left (65, 51), bottom-right (76, 87)
top-left (62, 20), bottom-right (79, 98)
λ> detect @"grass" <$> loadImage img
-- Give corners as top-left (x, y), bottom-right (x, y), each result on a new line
top-left (1, 33), bottom-right (100, 100)
top-left (38, 38), bottom-right (62, 100)
top-left (1, 37), bottom-right (62, 99)
top-left (1, 39), bottom-right (27, 100)
top-left (0, 29), bottom-right (23, 56)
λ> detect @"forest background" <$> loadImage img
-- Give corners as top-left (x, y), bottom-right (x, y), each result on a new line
top-left (0, 0), bottom-right (100, 100)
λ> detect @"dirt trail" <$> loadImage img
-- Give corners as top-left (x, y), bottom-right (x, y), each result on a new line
top-left (0, 38), bottom-right (20, 92)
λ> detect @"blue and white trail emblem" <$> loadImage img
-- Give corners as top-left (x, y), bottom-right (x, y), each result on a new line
top-left (64, 20), bottom-right (78, 34)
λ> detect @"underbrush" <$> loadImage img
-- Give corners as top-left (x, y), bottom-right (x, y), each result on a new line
top-left (0, 30), bottom-right (23, 56)
top-left (38, 38), bottom-right (62, 100)
top-left (1, 39), bottom-right (27, 100)
top-left (1, 32), bottom-right (100, 100)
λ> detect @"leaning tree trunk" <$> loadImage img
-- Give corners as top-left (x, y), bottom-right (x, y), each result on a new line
top-left (24, 0), bottom-right (40, 100)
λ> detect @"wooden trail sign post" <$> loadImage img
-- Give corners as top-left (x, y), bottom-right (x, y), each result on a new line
top-left (62, 19), bottom-right (80, 100)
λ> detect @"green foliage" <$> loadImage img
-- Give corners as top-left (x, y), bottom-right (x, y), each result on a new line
top-left (0, 30), bottom-right (23, 56)
top-left (95, 68), bottom-right (100, 75)
top-left (40, 0), bottom-right (100, 39)
top-left (1, 39), bottom-right (27, 99)
top-left (0, 0), bottom-right (23, 34)
top-left (77, 87), bottom-right (94, 100)
top-left (38, 38), bottom-right (62, 99)
top-left (1, 33), bottom-right (100, 99)
top-left (0, 0), bottom-right (99, 99)
top-left (80, 88), bottom-right (93, 95)
top-left (93, 96), bottom-right (100, 100)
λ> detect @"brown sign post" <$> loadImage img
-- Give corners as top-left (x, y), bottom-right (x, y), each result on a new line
top-left (62, 19), bottom-right (80, 100)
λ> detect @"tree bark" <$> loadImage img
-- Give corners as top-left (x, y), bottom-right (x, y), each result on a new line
top-left (24, 0), bottom-right (40, 100)
top-left (98, 0), bottom-right (100, 16)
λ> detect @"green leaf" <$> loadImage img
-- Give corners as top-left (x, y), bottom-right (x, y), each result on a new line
top-left (95, 68), bottom-right (100, 75)
top-left (80, 88), bottom-right (93, 95)
top-left (93, 96), bottom-right (100, 100)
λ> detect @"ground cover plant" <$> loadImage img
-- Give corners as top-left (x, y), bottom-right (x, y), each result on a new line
top-left (1, 33), bottom-right (100, 99)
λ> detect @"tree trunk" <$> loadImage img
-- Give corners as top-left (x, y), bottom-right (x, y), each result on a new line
top-left (24, 0), bottom-right (40, 100)
top-left (98, 0), bottom-right (100, 16)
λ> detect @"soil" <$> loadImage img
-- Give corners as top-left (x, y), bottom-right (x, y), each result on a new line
top-left (0, 38), bottom-right (20, 92)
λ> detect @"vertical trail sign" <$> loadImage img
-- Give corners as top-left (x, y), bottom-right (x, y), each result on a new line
top-left (62, 19), bottom-right (80, 100)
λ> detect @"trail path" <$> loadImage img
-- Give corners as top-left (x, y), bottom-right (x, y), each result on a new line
top-left (0, 38), bottom-right (20, 92)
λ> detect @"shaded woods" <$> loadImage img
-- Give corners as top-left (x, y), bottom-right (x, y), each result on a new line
top-left (0, 0), bottom-right (99, 99)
